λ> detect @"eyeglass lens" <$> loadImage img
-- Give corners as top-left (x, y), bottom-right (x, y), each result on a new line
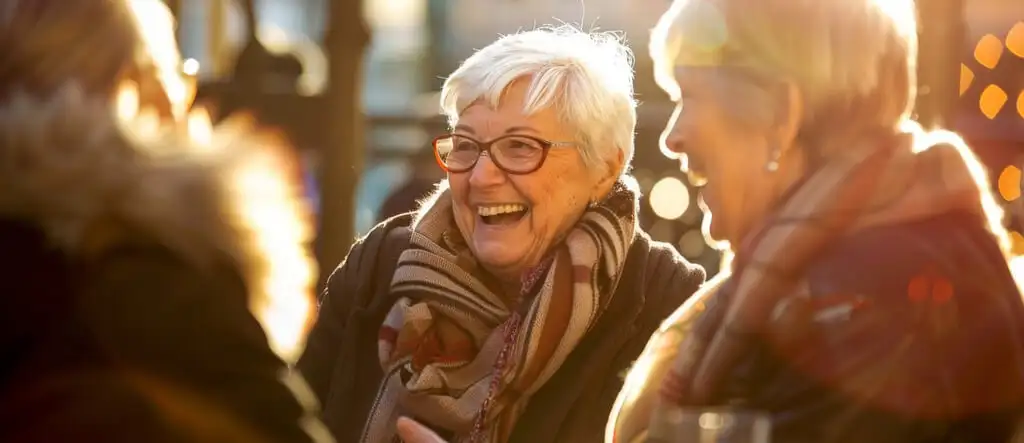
top-left (436, 135), bottom-right (547, 172)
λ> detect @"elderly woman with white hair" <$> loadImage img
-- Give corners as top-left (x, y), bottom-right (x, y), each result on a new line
top-left (609, 0), bottom-right (1024, 442)
top-left (297, 26), bottom-right (706, 443)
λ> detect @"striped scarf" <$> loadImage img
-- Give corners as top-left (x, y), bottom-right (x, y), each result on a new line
top-left (362, 178), bottom-right (640, 443)
top-left (608, 128), bottom-right (1010, 442)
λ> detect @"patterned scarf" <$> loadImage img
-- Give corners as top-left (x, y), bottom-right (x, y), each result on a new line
top-left (608, 128), bottom-right (1010, 442)
top-left (362, 178), bottom-right (640, 443)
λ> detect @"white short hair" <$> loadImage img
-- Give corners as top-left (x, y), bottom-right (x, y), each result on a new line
top-left (440, 25), bottom-right (637, 175)
top-left (650, 0), bottom-right (918, 136)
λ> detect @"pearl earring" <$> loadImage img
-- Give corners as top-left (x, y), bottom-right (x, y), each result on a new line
top-left (765, 147), bottom-right (782, 172)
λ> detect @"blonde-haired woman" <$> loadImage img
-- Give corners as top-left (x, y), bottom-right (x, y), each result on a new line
top-left (610, 0), bottom-right (1024, 442)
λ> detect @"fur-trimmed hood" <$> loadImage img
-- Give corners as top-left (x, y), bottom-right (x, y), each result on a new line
top-left (0, 84), bottom-right (316, 362)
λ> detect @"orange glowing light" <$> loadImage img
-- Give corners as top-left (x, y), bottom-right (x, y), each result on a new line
top-left (974, 34), bottom-right (1004, 69)
top-left (1007, 22), bottom-right (1024, 58)
top-left (1011, 231), bottom-right (1024, 256)
top-left (979, 84), bottom-right (1008, 119)
top-left (998, 165), bottom-right (1022, 202)
top-left (959, 64), bottom-right (974, 96)
top-left (907, 271), bottom-right (954, 304)
top-left (1018, 90), bottom-right (1024, 120)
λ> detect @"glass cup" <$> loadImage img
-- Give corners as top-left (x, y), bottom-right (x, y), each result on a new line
top-left (644, 408), bottom-right (772, 443)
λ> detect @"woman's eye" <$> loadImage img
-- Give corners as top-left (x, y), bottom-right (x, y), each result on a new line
top-left (509, 138), bottom-right (542, 150)
top-left (454, 142), bottom-right (477, 152)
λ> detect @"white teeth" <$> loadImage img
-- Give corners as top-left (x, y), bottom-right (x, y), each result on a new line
top-left (686, 169), bottom-right (708, 187)
top-left (478, 204), bottom-right (527, 216)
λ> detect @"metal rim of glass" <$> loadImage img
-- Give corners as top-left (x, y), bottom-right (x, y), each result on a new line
top-left (432, 133), bottom-right (576, 175)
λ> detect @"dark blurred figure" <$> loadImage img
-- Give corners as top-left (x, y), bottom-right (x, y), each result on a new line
top-left (376, 147), bottom-right (444, 223)
top-left (0, 1), bottom-right (332, 442)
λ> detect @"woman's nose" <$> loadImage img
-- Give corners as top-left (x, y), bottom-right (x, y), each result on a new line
top-left (659, 128), bottom-right (686, 160)
top-left (468, 154), bottom-right (506, 187)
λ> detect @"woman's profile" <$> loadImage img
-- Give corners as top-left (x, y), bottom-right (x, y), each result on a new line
top-left (610, 0), bottom-right (1024, 442)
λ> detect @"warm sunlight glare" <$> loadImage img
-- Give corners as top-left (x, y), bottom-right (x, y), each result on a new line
top-left (116, 1), bottom-right (316, 363)
top-left (231, 149), bottom-right (316, 363)
top-left (126, 0), bottom-right (191, 119)
top-left (187, 108), bottom-right (213, 147)
top-left (116, 81), bottom-right (140, 121)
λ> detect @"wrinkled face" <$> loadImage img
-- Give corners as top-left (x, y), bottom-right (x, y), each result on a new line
top-left (659, 67), bottom-right (782, 246)
top-left (449, 81), bottom-right (598, 282)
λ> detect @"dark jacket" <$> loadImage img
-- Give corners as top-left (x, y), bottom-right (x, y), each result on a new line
top-left (0, 88), bottom-right (331, 442)
top-left (715, 211), bottom-right (1024, 442)
top-left (298, 213), bottom-right (707, 442)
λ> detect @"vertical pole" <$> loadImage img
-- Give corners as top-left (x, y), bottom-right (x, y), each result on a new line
top-left (917, 0), bottom-right (966, 128)
top-left (424, 0), bottom-right (448, 91)
top-left (208, 0), bottom-right (228, 78)
top-left (317, 0), bottom-right (371, 289)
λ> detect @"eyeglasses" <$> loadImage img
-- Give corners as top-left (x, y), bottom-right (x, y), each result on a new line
top-left (432, 133), bottom-right (577, 174)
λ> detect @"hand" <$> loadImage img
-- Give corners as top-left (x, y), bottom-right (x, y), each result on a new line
top-left (396, 417), bottom-right (448, 443)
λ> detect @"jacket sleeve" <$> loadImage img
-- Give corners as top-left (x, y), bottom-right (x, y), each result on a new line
top-left (296, 217), bottom-right (410, 404)
top-left (83, 246), bottom-right (334, 443)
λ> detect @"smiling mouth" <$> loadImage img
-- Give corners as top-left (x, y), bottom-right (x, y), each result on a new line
top-left (478, 203), bottom-right (529, 225)
top-left (686, 170), bottom-right (708, 187)
top-left (679, 155), bottom-right (708, 187)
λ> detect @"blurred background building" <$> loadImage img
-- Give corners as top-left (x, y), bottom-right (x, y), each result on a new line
top-left (160, 0), bottom-right (1022, 282)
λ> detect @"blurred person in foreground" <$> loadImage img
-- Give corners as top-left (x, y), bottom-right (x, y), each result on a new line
top-left (608, 0), bottom-right (1024, 442)
top-left (0, 1), bottom-right (330, 442)
top-left (297, 25), bottom-right (706, 442)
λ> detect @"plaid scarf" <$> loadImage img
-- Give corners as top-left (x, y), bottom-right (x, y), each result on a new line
top-left (608, 128), bottom-right (1009, 442)
top-left (362, 178), bottom-right (640, 443)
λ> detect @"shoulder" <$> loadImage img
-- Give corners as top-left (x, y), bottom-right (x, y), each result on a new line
top-left (806, 210), bottom-right (1012, 298)
top-left (329, 212), bottom-right (413, 276)
top-left (630, 230), bottom-right (706, 285)
top-left (321, 212), bottom-right (413, 307)
top-left (624, 230), bottom-right (707, 312)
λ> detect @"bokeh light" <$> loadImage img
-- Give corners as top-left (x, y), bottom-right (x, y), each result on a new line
top-left (979, 84), bottom-right (1008, 119)
top-left (1011, 231), bottom-right (1024, 256)
top-left (650, 176), bottom-right (690, 220)
top-left (959, 63), bottom-right (974, 96)
top-left (182, 58), bottom-right (200, 76)
top-left (648, 220), bottom-right (676, 241)
top-left (907, 271), bottom-right (954, 304)
top-left (633, 168), bottom-right (655, 194)
top-left (974, 34), bottom-right (1004, 69)
top-left (1018, 90), bottom-right (1024, 120)
top-left (678, 230), bottom-right (706, 259)
top-left (998, 165), bottom-right (1022, 202)
top-left (1007, 22), bottom-right (1024, 58)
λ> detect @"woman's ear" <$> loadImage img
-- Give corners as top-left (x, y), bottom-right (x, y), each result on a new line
top-left (592, 149), bottom-right (625, 201)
